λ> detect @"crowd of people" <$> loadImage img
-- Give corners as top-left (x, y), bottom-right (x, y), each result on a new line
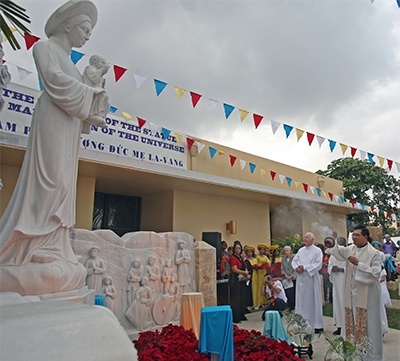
top-left (217, 226), bottom-right (400, 361)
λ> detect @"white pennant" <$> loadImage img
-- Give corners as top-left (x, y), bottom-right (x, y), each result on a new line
top-left (239, 159), bottom-right (246, 170)
top-left (316, 135), bottom-right (325, 148)
top-left (270, 119), bottom-right (281, 135)
top-left (206, 98), bottom-right (218, 110)
top-left (359, 150), bottom-right (366, 160)
top-left (278, 174), bottom-right (285, 184)
top-left (149, 123), bottom-right (161, 134)
top-left (197, 142), bottom-right (205, 153)
top-left (133, 72), bottom-right (148, 89)
top-left (17, 66), bottom-right (32, 81)
top-left (396, 162), bottom-right (400, 173)
top-left (309, 185), bottom-right (315, 194)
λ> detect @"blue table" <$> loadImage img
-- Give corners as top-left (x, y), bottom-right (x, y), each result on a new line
top-left (199, 305), bottom-right (234, 361)
top-left (262, 310), bottom-right (291, 344)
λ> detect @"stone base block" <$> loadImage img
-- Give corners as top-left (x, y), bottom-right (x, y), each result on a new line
top-left (38, 286), bottom-right (95, 305)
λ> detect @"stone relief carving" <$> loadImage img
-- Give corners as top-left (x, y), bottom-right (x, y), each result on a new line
top-left (126, 259), bottom-right (143, 305)
top-left (145, 255), bottom-right (160, 297)
top-left (175, 240), bottom-right (192, 293)
top-left (161, 258), bottom-right (173, 294)
top-left (85, 246), bottom-right (106, 294)
top-left (102, 275), bottom-right (116, 313)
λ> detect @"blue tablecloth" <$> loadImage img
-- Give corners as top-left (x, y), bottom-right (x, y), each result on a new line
top-left (262, 310), bottom-right (291, 344)
top-left (199, 305), bottom-right (234, 361)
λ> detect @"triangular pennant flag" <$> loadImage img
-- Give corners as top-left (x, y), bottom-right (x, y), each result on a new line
top-left (161, 127), bottom-right (171, 140)
top-left (229, 155), bottom-right (237, 167)
top-left (350, 200), bottom-right (356, 208)
top-left (207, 98), bottom-right (218, 110)
top-left (350, 147), bottom-right (357, 158)
top-left (397, 0), bottom-right (400, 8)
top-left (296, 128), bottom-right (304, 142)
top-left (114, 65), bottom-right (127, 82)
top-left (270, 119), bottom-right (280, 134)
top-left (249, 163), bottom-right (256, 174)
top-left (377, 156), bottom-right (384, 167)
top-left (387, 159), bottom-right (393, 170)
top-left (302, 183), bottom-right (309, 193)
top-left (286, 177), bottom-right (293, 187)
top-left (328, 139), bottom-right (336, 153)
top-left (309, 185), bottom-right (315, 194)
top-left (154, 79), bottom-right (167, 96)
top-left (190, 92), bottom-right (202, 108)
top-left (121, 111), bottom-right (132, 121)
top-left (24, 32), bottom-right (40, 50)
top-left (174, 86), bottom-right (186, 100)
top-left (253, 114), bottom-right (264, 129)
top-left (209, 147), bottom-right (217, 159)
top-left (109, 105), bottom-right (118, 113)
top-left (339, 143), bottom-right (348, 155)
top-left (359, 150), bottom-right (366, 160)
top-left (197, 143), bottom-right (205, 153)
top-left (174, 133), bottom-right (183, 143)
top-left (17, 66), bottom-right (31, 81)
top-left (316, 135), bottom-right (325, 148)
top-left (186, 137), bottom-right (195, 150)
top-left (70, 50), bottom-right (84, 64)
top-left (239, 159), bottom-right (246, 170)
top-left (239, 109), bottom-right (249, 122)
top-left (328, 192), bottom-right (334, 201)
top-left (278, 174), bottom-right (286, 184)
top-left (133, 73), bottom-right (148, 89)
top-left (137, 117), bottom-right (146, 128)
top-left (260, 168), bottom-right (266, 177)
top-left (367, 152), bottom-right (375, 164)
top-left (223, 103), bottom-right (235, 119)
top-left (316, 188), bottom-right (322, 197)
top-left (283, 124), bottom-right (294, 138)
top-left (306, 132), bottom-right (315, 146)
top-left (150, 123), bottom-right (161, 135)
top-left (218, 150), bottom-right (225, 156)
top-left (270, 171), bottom-right (277, 181)
top-left (294, 181), bottom-right (300, 189)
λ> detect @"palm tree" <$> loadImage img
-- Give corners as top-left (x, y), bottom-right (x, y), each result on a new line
top-left (0, 0), bottom-right (30, 50)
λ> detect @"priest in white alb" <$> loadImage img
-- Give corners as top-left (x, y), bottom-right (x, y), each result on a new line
top-left (326, 225), bottom-right (383, 361)
top-left (292, 232), bottom-right (324, 333)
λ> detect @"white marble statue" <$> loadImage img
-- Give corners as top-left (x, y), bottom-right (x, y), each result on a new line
top-left (126, 259), bottom-right (143, 305)
top-left (175, 240), bottom-right (191, 292)
top-left (161, 258), bottom-right (173, 294)
top-left (102, 275), bottom-right (116, 313)
top-left (0, 0), bottom-right (108, 295)
top-left (82, 54), bottom-right (110, 128)
top-left (125, 276), bottom-right (153, 331)
top-left (85, 246), bottom-right (106, 294)
top-left (145, 255), bottom-right (160, 297)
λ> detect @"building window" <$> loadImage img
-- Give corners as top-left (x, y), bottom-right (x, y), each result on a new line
top-left (92, 192), bottom-right (141, 236)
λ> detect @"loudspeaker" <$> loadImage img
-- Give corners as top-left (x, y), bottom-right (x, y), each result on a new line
top-left (202, 232), bottom-right (222, 263)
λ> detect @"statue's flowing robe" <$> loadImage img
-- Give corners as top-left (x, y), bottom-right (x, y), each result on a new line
top-left (327, 242), bottom-right (383, 361)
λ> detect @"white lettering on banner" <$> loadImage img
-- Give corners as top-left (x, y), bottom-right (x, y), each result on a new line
top-left (0, 83), bottom-right (188, 169)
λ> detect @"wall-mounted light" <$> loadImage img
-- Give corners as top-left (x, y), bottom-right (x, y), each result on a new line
top-left (317, 176), bottom-right (325, 189)
top-left (226, 220), bottom-right (237, 234)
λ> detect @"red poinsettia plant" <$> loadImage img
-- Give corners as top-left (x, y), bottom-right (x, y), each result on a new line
top-left (134, 324), bottom-right (304, 361)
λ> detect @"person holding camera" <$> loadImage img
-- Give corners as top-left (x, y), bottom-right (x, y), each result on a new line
top-left (261, 274), bottom-right (288, 321)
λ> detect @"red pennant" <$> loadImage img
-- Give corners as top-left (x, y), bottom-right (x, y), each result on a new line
top-left (186, 137), bottom-right (195, 150)
top-left (350, 147), bottom-right (357, 157)
top-left (190, 92), bottom-right (202, 108)
top-left (350, 200), bottom-right (355, 208)
top-left (302, 183), bottom-right (309, 193)
top-left (270, 171), bottom-right (277, 181)
top-left (253, 114), bottom-right (263, 129)
top-left (1, 60), bottom-right (5, 64)
top-left (136, 117), bottom-right (146, 129)
top-left (306, 132), bottom-right (315, 146)
top-left (387, 159), bottom-right (393, 170)
top-left (24, 32), bottom-right (40, 50)
top-left (328, 192), bottom-right (333, 201)
top-left (229, 155), bottom-right (237, 167)
top-left (371, 206), bottom-right (375, 213)
top-left (113, 65), bottom-right (127, 82)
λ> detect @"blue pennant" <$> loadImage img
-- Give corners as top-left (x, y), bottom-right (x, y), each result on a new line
top-left (154, 79), bottom-right (167, 96)
top-left (223, 103), bottom-right (235, 119)
top-left (328, 139), bottom-right (336, 153)
top-left (249, 163), bottom-right (256, 174)
top-left (209, 147), bottom-right (217, 159)
top-left (70, 50), bottom-right (84, 64)
top-left (161, 127), bottom-right (171, 140)
top-left (283, 124), bottom-right (293, 138)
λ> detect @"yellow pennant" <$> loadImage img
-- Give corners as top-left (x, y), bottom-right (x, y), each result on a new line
top-left (377, 156), bottom-right (384, 167)
top-left (339, 143), bottom-right (348, 155)
top-left (218, 150), bottom-right (225, 156)
top-left (174, 87), bottom-right (186, 100)
top-left (296, 128), bottom-right (304, 142)
top-left (294, 180), bottom-right (300, 188)
top-left (239, 109), bottom-right (249, 122)
top-left (260, 168), bottom-right (266, 177)
top-left (174, 133), bottom-right (183, 143)
top-left (121, 111), bottom-right (132, 121)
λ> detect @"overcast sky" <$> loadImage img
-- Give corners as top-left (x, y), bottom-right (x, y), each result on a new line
top-left (4, 0), bottom-right (400, 175)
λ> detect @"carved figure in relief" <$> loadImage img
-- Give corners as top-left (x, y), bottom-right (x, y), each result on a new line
top-left (85, 246), bottom-right (106, 294)
top-left (145, 255), bottom-right (160, 296)
top-left (125, 276), bottom-right (153, 331)
top-left (153, 272), bottom-right (180, 325)
top-left (102, 275), bottom-right (116, 313)
top-left (127, 259), bottom-right (143, 305)
top-left (175, 240), bottom-right (191, 292)
top-left (161, 258), bottom-right (174, 294)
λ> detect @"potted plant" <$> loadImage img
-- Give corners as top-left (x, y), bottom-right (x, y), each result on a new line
top-left (323, 332), bottom-right (372, 361)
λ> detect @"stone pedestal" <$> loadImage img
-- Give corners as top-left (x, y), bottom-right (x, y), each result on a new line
top-left (194, 240), bottom-right (217, 306)
top-left (37, 286), bottom-right (95, 304)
